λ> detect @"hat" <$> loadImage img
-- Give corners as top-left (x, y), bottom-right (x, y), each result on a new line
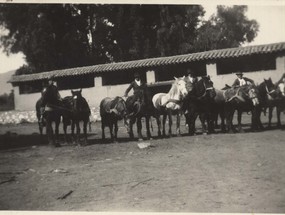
top-left (235, 71), bottom-right (243, 75)
top-left (134, 72), bottom-right (140, 78)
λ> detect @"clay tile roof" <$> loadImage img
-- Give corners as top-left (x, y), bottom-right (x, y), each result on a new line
top-left (9, 42), bottom-right (285, 83)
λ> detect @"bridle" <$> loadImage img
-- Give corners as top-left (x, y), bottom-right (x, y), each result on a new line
top-left (197, 80), bottom-right (215, 100)
top-left (265, 82), bottom-right (277, 100)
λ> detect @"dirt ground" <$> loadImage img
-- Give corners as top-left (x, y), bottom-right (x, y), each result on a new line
top-left (0, 113), bottom-right (285, 213)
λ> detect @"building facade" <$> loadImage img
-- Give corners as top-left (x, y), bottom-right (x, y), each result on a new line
top-left (9, 42), bottom-right (285, 111)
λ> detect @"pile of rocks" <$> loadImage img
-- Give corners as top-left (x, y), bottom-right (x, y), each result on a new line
top-left (0, 107), bottom-right (101, 125)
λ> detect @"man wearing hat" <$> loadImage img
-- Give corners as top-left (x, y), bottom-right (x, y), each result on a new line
top-left (232, 71), bottom-right (254, 87)
top-left (40, 75), bottom-right (62, 116)
top-left (124, 72), bottom-right (149, 107)
top-left (185, 68), bottom-right (198, 92)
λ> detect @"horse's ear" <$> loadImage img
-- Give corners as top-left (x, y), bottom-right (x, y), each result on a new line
top-left (174, 76), bottom-right (178, 80)
top-left (182, 75), bottom-right (185, 79)
top-left (71, 90), bottom-right (74, 94)
top-left (79, 88), bottom-right (82, 93)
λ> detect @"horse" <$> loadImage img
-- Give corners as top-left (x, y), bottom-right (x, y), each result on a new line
top-left (40, 87), bottom-right (62, 147)
top-left (152, 76), bottom-right (188, 137)
top-left (184, 76), bottom-right (216, 135)
top-left (255, 78), bottom-right (281, 128)
top-left (62, 89), bottom-right (91, 146)
top-left (221, 84), bottom-right (261, 133)
top-left (100, 96), bottom-right (129, 142)
top-left (125, 91), bottom-right (153, 141)
top-left (35, 96), bottom-right (45, 136)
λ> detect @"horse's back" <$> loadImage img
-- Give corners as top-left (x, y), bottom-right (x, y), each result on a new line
top-left (100, 97), bottom-right (121, 116)
top-left (214, 89), bottom-right (226, 103)
top-left (152, 93), bottom-right (167, 109)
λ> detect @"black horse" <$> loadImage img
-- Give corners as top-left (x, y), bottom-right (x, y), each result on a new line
top-left (62, 89), bottom-right (91, 146)
top-left (100, 96), bottom-right (129, 142)
top-left (125, 90), bottom-right (153, 141)
top-left (184, 76), bottom-right (216, 135)
top-left (258, 78), bottom-right (284, 128)
top-left (40, 87), bottom-right (62, 147)
top-left (219, 84), bottom-right (261, 133)
top-left (35, 96), bottom-right (45, 136)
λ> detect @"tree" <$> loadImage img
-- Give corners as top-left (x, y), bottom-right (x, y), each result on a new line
top-left (0, 4), bottom-right (259, 75)
top-left (194, 5), bottom-right (259, 51)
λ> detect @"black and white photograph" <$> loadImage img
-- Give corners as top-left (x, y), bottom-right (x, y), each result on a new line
top-left (0, 0), bottom-right (285, 213)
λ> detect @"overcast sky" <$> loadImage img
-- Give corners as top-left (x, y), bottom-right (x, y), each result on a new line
top-left (0, 2), bottom-right (285, 74)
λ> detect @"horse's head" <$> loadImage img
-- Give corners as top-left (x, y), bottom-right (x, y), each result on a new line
top-left (263, 78), bottom-right (279, 100)
top-left (197, 76), bottom-right (216, 99)
top-left (173, 76), bottom-right (188, 98)
top-left (247, 86), bottom-right (260, 106)
top-left (71, 89), bottom-right (83, 111)
top-left (278, 83), bottom-right (285, 96)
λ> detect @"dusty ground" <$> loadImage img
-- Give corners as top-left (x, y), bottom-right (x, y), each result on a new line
top-left (0, 113), bottom-right (285, 213)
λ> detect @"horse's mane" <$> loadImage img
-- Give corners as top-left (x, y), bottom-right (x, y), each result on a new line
top-left (168, 80), bottom-right (180, 98)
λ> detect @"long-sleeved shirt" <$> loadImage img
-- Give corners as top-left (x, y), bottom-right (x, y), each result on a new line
top-left (232, 77), bottom-right (254, 87)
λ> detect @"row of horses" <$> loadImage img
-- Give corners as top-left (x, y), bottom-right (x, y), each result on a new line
top-left (36, 75), bottom-right (285, 146)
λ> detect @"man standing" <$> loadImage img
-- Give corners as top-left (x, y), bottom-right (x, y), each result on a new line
top-left (232, 71), bottom-right (254, 87)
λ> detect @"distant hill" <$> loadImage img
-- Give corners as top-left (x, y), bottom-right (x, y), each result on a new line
top-left (0, 70), bottom-right (15, 95)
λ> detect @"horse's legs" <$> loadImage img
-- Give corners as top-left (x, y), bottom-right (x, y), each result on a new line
top-left (114, 121), bottom-right (119, 142)
top-left (220, 110), bottom-right (226, 133)
top-left (83, 119), bottom-right (88, 145)
top-left (162, 114), bottom-right (167, 136)
top-left (237, 110), bottom-right (244, 133)
top-left (63, 121), bottom-right (69, 143)
top-left (199, 113), bottom-right (207, 134)
top-left (129, 118), bottom-right (135, 139)
top-left (168, 110), bottom-right (173, 137)
top-left (46, 116), bottom-right (55, 146)
top-left (268, 106), bottom-right (273, 128)
top-left (55, 118), bottom-right (60, 145)
top-left (145, 115), bottom-right (152, 140)
top-left (76, 121), bottom-right (80, 144)
top-left (71, 120), bottom-right (75, 142)
top-left (176, 112), bottom-right (181, 136)
top-left (38, 122), bottom-right (43, 136)
top-left (109, 122), bottom-right (114, 141)
top-left (101, 118), bottom-right (106, 140)
top-left (225, 108), bottom-right (235, 133)
top-left (188, 112), bottom-right (198, 136)
top-left (277, 106), bottom-right (282, 127)
top-left (137, 117), bottom-right (143, 141)
top-left (155, 115), bottom-right (162, 137)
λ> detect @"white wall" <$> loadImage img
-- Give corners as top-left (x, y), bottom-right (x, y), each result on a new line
top-left (13, 55), bottom-right (285, 111)
top-left (207, 55), bottom-right (285, 89)
top-left (14, 83), bottom-right (131, 111)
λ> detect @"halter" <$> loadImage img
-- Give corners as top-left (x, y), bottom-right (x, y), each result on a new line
top-left (197, 81), bottom-right (214, 100)
top-left (265, 84), bottom-right (276, 100)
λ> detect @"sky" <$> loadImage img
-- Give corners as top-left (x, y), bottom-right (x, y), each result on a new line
top-left (0, 2), bottom-right (285, 74)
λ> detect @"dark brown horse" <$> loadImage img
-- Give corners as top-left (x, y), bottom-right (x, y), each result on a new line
top-left (100, 96), bottom-right (129, 142)
top-left (184, 76), bottom-right (216, 135)
top-left (40, 88), bottom-right (62, 147)
top-left (62, 89), bottom-right (91, 146)
top-left (220, 84), bottom-right (261, 133)
top-left (124, 85), bottom-right (158, 141)
top-left (258, 78), bottom-right (284, 128)
top-left (35, 96), bottom-right (45, 136)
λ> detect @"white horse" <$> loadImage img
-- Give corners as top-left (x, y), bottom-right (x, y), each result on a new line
top-left (152, 76), bottom-right (188, 137)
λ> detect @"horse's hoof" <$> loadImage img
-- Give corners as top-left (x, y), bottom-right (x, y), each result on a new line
top-left (203, 132), bottom-right (207, 135)
top-left (138, 138), bottom-right (143, 141)
top-left (176, 133), bottom-right (181, 137)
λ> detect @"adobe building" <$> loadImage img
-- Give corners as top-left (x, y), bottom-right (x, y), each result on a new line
top-left (8, 42), bottom-right (285, 111)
